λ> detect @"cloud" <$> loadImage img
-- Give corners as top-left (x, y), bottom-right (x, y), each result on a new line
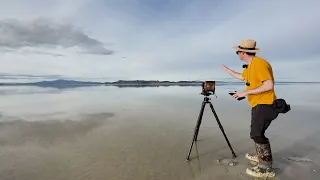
top-left (1, 48), bottom-right (64, 57)
top-left (0, 18), bottom-right (114, 55)
top-left (98, 0), bottom-right (320, 81)
top-left (30, 51), bottom-right (64, 57)
top-left (0, 0), bottom-right (320, 82)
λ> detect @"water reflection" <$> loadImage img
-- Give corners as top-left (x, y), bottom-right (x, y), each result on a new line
top-left (1, 83), bottom-right (318, 120)
top-left (0, 83), bottom-right (319, 180)
top-left (0, 113), bottom-right (114, 146)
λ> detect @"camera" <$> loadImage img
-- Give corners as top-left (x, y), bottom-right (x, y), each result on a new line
top-left (201, 81), bottom-right (216, 96)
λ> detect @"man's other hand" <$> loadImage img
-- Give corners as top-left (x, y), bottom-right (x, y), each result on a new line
top-left (232, 91), bottom-right (247, 99)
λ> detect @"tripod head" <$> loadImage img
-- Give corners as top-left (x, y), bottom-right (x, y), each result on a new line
top-left (201, 81), bottom-right (216, 97)
top-left (201, 91), bottom-right (214, 96)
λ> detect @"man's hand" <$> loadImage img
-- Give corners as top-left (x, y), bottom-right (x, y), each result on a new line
top-left (232, 91), bottom-right (247, 99)
top-left (221, 64), bottom-right (244, 81)
top-left (222, 65), bottom-right (229, 72)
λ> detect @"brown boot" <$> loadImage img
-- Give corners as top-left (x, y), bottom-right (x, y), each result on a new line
top-left (246, 142), bottom-right (275, 178)
top-left (256, 142), bottom-right (273, 168)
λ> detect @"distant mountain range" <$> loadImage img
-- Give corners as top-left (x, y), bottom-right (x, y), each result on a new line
top-left (0, 79), bottom-right (205, 87)
top-left (0, 79), bottom-right (102, 86)
top-left (0, 79), bottom-right (203, 85)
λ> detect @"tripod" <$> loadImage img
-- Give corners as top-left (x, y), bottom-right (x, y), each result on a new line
top-left (186, 92), bottom-right (237, 161)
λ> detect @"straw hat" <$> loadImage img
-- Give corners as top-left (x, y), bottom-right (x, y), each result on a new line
top-left (232, 39), bottom-right (261, 53)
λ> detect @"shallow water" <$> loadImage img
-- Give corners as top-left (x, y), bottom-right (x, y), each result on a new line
top-left (0, 83), bottom-right (319, 180)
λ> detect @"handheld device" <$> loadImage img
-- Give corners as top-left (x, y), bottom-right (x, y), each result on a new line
top-left (229, 91), bottom-right (246, 101)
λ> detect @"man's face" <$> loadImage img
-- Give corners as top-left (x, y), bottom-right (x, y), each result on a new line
top-left (236, 51), bottom-right (244, 60)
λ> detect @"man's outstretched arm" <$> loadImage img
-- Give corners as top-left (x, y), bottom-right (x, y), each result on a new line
top-left (222, 65), bottom-right (244, 81)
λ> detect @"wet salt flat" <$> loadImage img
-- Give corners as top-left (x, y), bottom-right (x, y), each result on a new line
top-left (0, 83), bottom-right (319, 180)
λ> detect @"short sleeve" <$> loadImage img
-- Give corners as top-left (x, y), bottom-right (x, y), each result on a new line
top-left (256, 62), bottom-right (273, 82)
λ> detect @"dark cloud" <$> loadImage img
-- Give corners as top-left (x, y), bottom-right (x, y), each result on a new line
top-left (0, 48), bottom-right (65, 57)
top-left (32, 51), bottom-right (64, 57)
top-left (0, 18), bottom-right (114, 55)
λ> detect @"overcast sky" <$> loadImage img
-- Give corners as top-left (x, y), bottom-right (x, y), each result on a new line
top-left (0, 0), bottom-right (319, 82)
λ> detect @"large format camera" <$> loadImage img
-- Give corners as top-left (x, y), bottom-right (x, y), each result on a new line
top-left (201, 81), bottom-right (216, 96)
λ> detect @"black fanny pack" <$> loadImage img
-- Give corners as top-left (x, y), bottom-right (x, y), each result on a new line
top-left (272, 98), bottom-right (291, 114)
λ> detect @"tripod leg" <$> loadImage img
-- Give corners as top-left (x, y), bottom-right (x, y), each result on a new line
top-left (209, 102), bottom-right (237, 158)
top-left (186, 101), bottom-right (206, 161)
top-left (195, 102), bottom-right (206, 141)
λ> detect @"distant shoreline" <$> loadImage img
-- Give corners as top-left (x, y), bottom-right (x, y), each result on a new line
top-left (0, 79), bottom-right (320, 88)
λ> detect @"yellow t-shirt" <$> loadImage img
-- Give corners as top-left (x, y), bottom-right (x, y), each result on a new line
top-left (241, 56), bottom-right (277, 107)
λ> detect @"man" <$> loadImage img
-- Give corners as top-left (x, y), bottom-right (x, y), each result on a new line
top-left (222, 39), bottom-right (279, 178)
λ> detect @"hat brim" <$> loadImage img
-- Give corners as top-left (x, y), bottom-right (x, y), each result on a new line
top-left (232, 46), bottom-right (261, 53)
